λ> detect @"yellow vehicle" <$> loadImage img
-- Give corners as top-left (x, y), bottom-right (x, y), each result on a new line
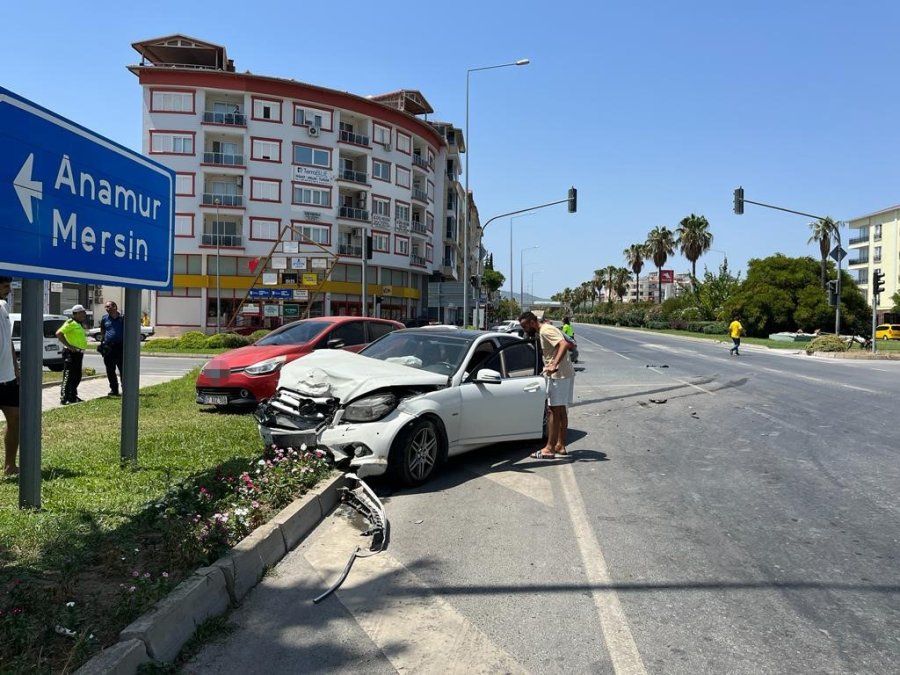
top-left (874, 324), bottom-right (900, 340)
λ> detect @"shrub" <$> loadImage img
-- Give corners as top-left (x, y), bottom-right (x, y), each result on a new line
top-left (205, 333), bottom-right (252, 349)
top-left (249, 329), bottom-right (270, 342)
top-left (149, 338), bottom-right (179, 349)
top-left (645, 321), bottom-right (669, 330)
top-left (805, 335), bottom-right (846, 354)
top-left (702, 322), bottom-right (728, 334)
top-left (177, 331), bottom-right (208, 350)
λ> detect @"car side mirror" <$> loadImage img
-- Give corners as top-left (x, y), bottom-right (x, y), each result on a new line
top-left (474, 368), bottom-right (502, 383)
top-left (326, 338), bottom-right (346, 349)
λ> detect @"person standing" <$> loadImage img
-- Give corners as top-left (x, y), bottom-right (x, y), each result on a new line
top-left (519, 311), bottom-right (575, 459)
top-left (0, 277), bottom-right (20, 476)
top-left (728, 315), bottom-right (744, 356)
top-left (562, 317), bottom-right (574, 339)
top-left (56, 305), bottom-right (88, 405)
top-left (100, 301), bottom-right (124, 396)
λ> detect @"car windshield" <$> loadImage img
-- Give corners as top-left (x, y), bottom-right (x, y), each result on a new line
top-left (361, 331), bottom-right (475, 374)
top-left (255, 320), bottom-right (330, 346)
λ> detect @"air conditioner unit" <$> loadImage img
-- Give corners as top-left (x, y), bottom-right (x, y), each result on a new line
top-left (307, 126), bottom-right (320, 137)
top-left (383, 142), bottom-right (392, 151)
top-left (356, 191), bottom-right (366, 200)
top-left (235, 176), bottom-right (243, 188)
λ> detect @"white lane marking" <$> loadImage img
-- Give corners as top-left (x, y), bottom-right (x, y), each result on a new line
top-left (305, 516), bottom-right (529, 674)
top-left (745, 407), bottom-right (817, 437)
top-left (646, 367), bottom-right (716, 396)
top-left (756, 366), bottom-right (876, 393)
top-left (557, 463), bottom-right (647, 675)
top-left (470, 463), bottom-right (555, 506)
top-left (576, 334), bottom-right (631, 359)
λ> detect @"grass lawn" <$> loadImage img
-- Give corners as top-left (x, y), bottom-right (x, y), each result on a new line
top-left (627, 327), bottom-right (900, 352)
top-left (0, 372), bottom-right (330, 672)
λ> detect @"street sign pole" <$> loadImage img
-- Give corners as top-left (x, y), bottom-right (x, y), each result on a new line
top-left (121, 287), bottom-right (141, 463)
top-left (19, 279), bottom-right (43, 508)
top-left (829, 232), bottom-right (845, 336)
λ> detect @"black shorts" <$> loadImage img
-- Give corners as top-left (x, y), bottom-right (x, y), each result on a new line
top-left (0, 379), bottom-right (19, 408)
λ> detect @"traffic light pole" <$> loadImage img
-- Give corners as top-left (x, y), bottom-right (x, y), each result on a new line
top-left (734, 193), bottom-right (842, 335)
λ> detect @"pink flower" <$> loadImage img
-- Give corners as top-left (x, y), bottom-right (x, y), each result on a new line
top-left (162, 572), bottom-right (169, 578)
top-left (132, 570), bottom-right (140, 578)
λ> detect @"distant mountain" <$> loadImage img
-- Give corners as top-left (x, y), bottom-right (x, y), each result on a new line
top-left (496, 289), bottom-right (549, 305)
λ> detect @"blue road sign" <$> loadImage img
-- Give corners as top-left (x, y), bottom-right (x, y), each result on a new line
top-left (248, 289), bottom-right (273, 299)
top-left (0, 87), bottom-right (174, 289)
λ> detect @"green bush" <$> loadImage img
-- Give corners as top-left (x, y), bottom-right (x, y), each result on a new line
top-left (249, 329), bottom-right (270, 342)
top-left (149, 337), bottom-right (179, 349)
top-left (177, 331), bottom-right (208, 350)
top-left (805, 335), bottom-right (846, 354)
top-left (205, 333), bottom-right (251, 349)
top-left (645, 321), bottom-right (669, 330)
top-left (702, 322), bottom-right (728, 334)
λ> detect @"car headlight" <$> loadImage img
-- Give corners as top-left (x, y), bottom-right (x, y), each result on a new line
top-left (244, 355), bottom-right (287, 376)
top-left (342, 393), bottom-right (398, 423)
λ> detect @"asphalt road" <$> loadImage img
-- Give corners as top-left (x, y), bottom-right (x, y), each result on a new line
top-left (186, 326), bottom-right (900, 674)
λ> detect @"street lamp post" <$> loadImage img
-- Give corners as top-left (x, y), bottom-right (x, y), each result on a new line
top-left (214, 198), bottom-right (221, 333)
top-left (520, 245), bottom-right (539, 309)
top-left (463, 58), bottom-right (529, 328)
top-left (509, 212), bottom-right (533, 311)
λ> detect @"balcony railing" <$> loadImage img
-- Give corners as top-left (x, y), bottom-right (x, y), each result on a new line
top-left (202, 233), bottom-right (243, 247)
top-left (412, 188), bottom-right (428, 203)
top-left (412, 154), bottom-right (429, 170)
top-left (848, 254), bottom-right (869, 265)
top-left (446, 171), bottom-right (457, 181)
top-left (203, 111), bottom-right (246, 126)
top-left (394, 217), bottom-right (410, 231)
top-left (410, 254), bottom-right (427, 266)
top-left (339, 129), bottom-right (370, 146)
top-left (848, 234), bottom-right (869, 245)
top-left (339, 169), bottom-right (368, 183)
top-left (445, 226), bottom-right (457, 240)
top-left (411, 220), bottom-right (428, 235)
top-left (203, 151), bottom-right (244, 166)
top-left (202, 193), bottom-right (244, 207)
top-left (339, 206), bottom-right (369, 221)
top-left (339, 244), bottom-right (363, 257)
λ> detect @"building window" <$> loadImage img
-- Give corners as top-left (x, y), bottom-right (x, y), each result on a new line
top-left (373, 232), bottom-right (390, 252)
top-left (426, 244), bottom-right (433, 262)
top-left (396, 166), bottom-right (410, 189)
top-left (250, 178), bottom-right (281, 202)
top-left (294, 104), bottom-right (332, 129)
top-left (251, 138), bottom-right (282, 163)
top-left (252, 97), bottom-right (282, 122)
top-left (396, 202), bottom-right (410, 224)
top-left (293, 144), bottom-right (331, 168)
top-left (373, 159), bottom-right (391, 182)
top-left (874, 246), bottom-right (882, 263)
top-left (426, 212), bottom-right (434, 232)
top-left (151, 90), bottom-right (194, 113)
top-left (396, 131), bottom-right (411, 154)
top-left (292, 185), bottom-right (331, 207)
top-left (373, 123), bottom-right (391, 146)
top-left (292, 223), bottom-right (331, 245)
top-left (250, 217), bottom-right (280, 241)
top-left (173, 254), bottom-right (202, 275)
top-left (395, 236), bottom-right (410, 255)
top-left (175, 173), bottom-right (194, 196)
top-left (150, 132), bottom-right (194, 155)
top-left (175, 214), bottom-right (194, 237)
top-left (373, 198), bottom-right (390, 216)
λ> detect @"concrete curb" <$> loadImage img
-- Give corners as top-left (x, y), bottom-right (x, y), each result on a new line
top-left (74, 471), bottom-right (347, 675)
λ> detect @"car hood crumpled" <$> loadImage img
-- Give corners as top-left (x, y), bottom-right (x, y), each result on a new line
top-left (275, 349), bottom-right (447, 402)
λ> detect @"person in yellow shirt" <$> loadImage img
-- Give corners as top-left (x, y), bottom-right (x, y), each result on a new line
top-left (728, 315), bottom-right (744, 356)
top-left (56, 305), bottom-right (88, 405)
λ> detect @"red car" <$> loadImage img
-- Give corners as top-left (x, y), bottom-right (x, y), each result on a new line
top-left (196, 316), bottom-right (403, 410)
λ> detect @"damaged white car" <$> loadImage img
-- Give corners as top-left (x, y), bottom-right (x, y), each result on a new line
top-left (255, 327), bottom-right (547, 486)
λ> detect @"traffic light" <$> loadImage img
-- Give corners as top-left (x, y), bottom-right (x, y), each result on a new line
top-left (733, 187), bottom-right (744, 215)
top-left (827, 279), bottom-right (838, 307)
top-left (873, 268), bottom-right (885, 296)
top-left (568, 187), bottom-right (577, 213)
top-left (470, 275), bottom-right (477, 287)
top-left (365, 235), bottom-right (373, 260)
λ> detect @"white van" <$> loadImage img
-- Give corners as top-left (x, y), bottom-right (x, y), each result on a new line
top-left (8, 313), bottom-right (67, 371)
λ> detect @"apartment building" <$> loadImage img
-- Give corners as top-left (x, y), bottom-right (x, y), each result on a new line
top-left (847, 205), bottom-right (900, 322)
top-left (128, 35), bottom-right (472, 334)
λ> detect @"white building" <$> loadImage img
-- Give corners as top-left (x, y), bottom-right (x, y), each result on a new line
top-left (847, 205), bottom-right (900, 322)
top-left (128, 35), bottom-right (471, 334)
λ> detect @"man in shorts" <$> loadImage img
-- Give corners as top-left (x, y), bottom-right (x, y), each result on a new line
top-left (519, 311), bottom-right (575, 459)
top-left (0, 276), bottom-right (20, 476)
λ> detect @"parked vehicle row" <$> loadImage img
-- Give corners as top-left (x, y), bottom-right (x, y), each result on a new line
top-left (8, 313), bottom-right (66, 371)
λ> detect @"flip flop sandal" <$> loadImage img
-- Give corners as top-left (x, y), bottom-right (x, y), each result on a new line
top-left (530, 450), bottom-right (557, 460)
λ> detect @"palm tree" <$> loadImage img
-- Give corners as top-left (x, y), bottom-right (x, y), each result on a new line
top-left (602, 266), bottom-right (617, 303)
top-left (646, 226), bottom-right (676, 303)
top-left (624, 243), bottom-right (646, 302)
top-left (808, 217), bottom-right (838, 288)
top-left (675, 214), bottom-right (713, 280)
top-left (613, 267), bottom-right (631, 301)
top-left (591, 269), bottom-right (604, 309)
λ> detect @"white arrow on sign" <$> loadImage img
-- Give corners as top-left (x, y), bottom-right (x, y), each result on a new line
top-left (13, 153), bottom-right (43, 223)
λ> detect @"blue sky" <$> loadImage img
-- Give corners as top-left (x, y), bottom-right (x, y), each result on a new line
top-left (3, 1), bottom-right (899, 298)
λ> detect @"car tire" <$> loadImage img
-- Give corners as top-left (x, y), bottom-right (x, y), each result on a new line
top-left (390, 417), bottom-right (441, 487)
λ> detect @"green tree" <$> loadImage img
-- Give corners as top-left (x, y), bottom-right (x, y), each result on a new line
top-left (807, 217), bottom-right (839, 288)
top-left (623, 244), bottom-right (646, 302)
top-left (613, 267), bottom-right (631, 302)
top-left (675, 214), bottom-right (713, 280)
top-left (496, 297), bottom-right (520, 320)
top-left (646, 226), bottom-right (676, 303)
top-left (695, 259), bottom-right (742, 321)
top-left (482, 268), bottom-right (505, 296)
top-left (891, 290), bottom-right (900, 316)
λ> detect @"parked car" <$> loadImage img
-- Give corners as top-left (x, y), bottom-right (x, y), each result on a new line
top-left (8, 313), bottom-right (66, 371)
top-left (196, 316), bottom-right (403, 411)
top-left (874, 324), bottom-right (900, 340)
top-left (87, 325), bottom-right (155, 342)
top-left (256, 327), bottom-right (547, 486)
top-left (489, 319), bottom-right (520, 332)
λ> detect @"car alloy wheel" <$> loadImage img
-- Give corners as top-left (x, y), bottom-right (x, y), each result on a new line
top-left (392, 418), bottom-right (440, 487)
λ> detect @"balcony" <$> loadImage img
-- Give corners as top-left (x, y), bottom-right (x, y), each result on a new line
top-left (339, 206), bottom-right (369, 221)
top-left (202, 233), bottom-right (243, 247)
top-left (339, 129), bottom-right (370, 146)
top-left (411, 220), bottom-right (428, 236)
top-left (848, 253), bottom-right (869, 265)
top-left (848, 234), bottom-right (869, 245)
top-left (446, 170), bottom-right (457, 181)
top-left (412, 154), bottom-right (429, 171)
top-left (339, 244), bottom-right (363, 257)
top-left (202, 193), bottom-right (244, 207)
top-left (410, 254), bottom-right (427, 267)
top-left (203, 111), bottom-right (246, 126)
top-left (412, 188), bottom-right (428, 203)
top-left (395, 217), bottom-right (410, 231)
top-left (203, 151), bottom-right (244, 166)
top-left (339, 169), bottom-right (368, 184)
